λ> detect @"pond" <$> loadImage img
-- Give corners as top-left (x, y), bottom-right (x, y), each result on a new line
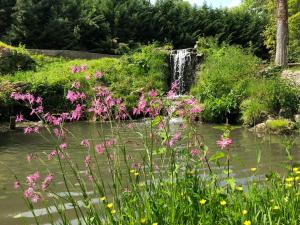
top-left (0, 121), bottom-right (299, 225)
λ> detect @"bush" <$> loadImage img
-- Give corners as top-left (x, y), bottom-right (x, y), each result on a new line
top-left (191, 44), bottom-right (259, 123)
top-left (0, 42), bottom-right (35, 75)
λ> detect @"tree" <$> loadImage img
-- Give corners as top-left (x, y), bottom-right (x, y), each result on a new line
top-left (275, 0), bottom-right (288, 66)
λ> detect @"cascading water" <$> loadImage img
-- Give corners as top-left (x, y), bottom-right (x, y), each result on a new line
top-left (170, 48), bottom-right (202, 94)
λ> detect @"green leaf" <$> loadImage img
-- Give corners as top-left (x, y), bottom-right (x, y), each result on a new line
top-left (151, 115), bottom-right (162, 127)
top-left (209, 151), bottom-right (225, 161)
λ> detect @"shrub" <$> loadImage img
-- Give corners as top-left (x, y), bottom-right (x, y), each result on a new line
top-left (191, 44), bottom-right (259, 123)
top-left (266, 119), bottom-right (290, 131)
top-left (0, 42), bottom-right (35, 75)
top-left (240, 98), bottom-right (267, 126)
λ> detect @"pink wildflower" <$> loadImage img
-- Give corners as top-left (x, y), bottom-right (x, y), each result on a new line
top-left (148, 89), bottom-right (157, 98)
top-left (95, 144), bottom-right (105, 154)
top-left (94, 71), bottom-right (103, 79)
top-left (14, 181), bottom-right (20, 189)
top-left (42, 174), bottom-right (53, 191)
top-left (190, 149), bottom-right (200, 156)
top-left (48, 150), bottom-right (58, 160)
top-left (59, 143), bottom-right (67, 150)
top-left (16, 114), bottom-right (24, 122)
top-left (72, 81), bottom-right (81, 89)
top-left (71, 66), bottom-right (81, 73)
top-left (81, 64), bottom-right (87, 71)
top-left (216, 136), bottom-right (233, 149)
top-left (24, 187), bottom-right (34, 198)
top-left (24, 127), bottom-right (33, 134)
top-left (31, 194), bottom-right (41, 203)
top-left (80, 139), bottom-right (90, 148)
top-left (84, 155), bottom-right (91, 167)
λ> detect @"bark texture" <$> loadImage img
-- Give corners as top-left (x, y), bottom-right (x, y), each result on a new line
top-left (275, 0), bottom-right (288, 67)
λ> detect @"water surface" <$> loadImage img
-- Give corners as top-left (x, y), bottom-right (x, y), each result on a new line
top-left (0, 121), bottom-right (299, 225)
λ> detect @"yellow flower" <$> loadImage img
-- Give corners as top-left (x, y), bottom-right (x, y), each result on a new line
top-left (295, 171), bottom-right (300, 174)
top-left (130, 169), bottom-right (135, 173)
top-left (250, 168), bottom-right (257, 172)
top-left (134, 172), bottom-right (139, 176)
top-left (111, 209), bottom-right (116, 214)
top-left (285, 177), bottom-right (294, 182)
top-left (273, 205), bottom-right (280, 210)
top-left (140, 218), bottom-right (146, 223)
top-left (107, 203), bottom-right (113, 209)
top-left (236, 186), bottom-right (243, 191)
top-left (285, 183), bottom-right (293, 188)
top-left (100, 196), bottom-right (106, 201)
top-left (295, 176), bottom-right (300, 181)
top-left (152, 223), bottom-right (158, 225)
top-left (199, 199), bottom-right (207, 205)
top-left (284, 197), bottom-right (289, 202)
top-left (220, 200), bottom-right (226, 206)
top-left (242, 210), bottom-right (248, 215)
top-left (293, 167), bottom-right (299, 172)
top-left (243, 220), bottom-right (251, 225)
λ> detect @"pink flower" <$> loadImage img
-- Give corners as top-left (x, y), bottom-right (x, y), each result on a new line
top-left (72, 81), bottom-right (81, 89)
top-left (24, 127), bottom-right (33, 134)
top-left (127, 123), bottom-right (134, 129)
top-left (148, 89), bottom-right (157, 98)
top-left (133, 93), bottom-right (147, 115)
top-left (94, 71), bottom-right (103, 79)
top-left (48, 150), bottom-right (58, 160)
top-left (71, 66), bottom-right (81, 73)
top-left (85, 75), bottom-right (91, 80)
top-left (84, 155), bottom-right (91, 167)
top-left (16, 114), bottom-right (24, 122)
top-left (70, 104), bottom-right (83, 121)
top-left (166, 132), bottom-right (181, 147)
top-left (26, 171), bottom-right (40, 185)
top-left (81, 64), bottom-right (87, 71)
top-left (80, 139), bottom-right (90, 148)
top-left (35, 96), bottom-right (43, 104)
top-left (14, 181), bottom-right (20, 189)
top-left (59, 143), bottom-right (67, 150)
top-left (42, 174), bottom-right (53, 191)
top-left (190, 149), bottom-right (200, 156)
top-left (66, 90), bottom-right (78, 103)
top-left (216, 136), bottom-right (233, 149)
top-left (95, 144), bottom-right (105, 154)
top-left (31, 194), bottom-right (41, 203)
top-left (167, 90), bottom-right (176, 99)
top-left (24, 187), bottom-right (34, 198)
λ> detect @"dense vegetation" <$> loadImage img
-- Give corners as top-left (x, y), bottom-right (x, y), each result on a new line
top-left (191, 39), bottom-right (300, 124)
top-left (0, 44), bottom-right (169, 121)
top-left (0, 0), bottom-right (270, 58)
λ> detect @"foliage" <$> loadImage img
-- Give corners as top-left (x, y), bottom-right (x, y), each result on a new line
top-left (0, 0), bottom-right (269, 57)
top-left (191, 44), bottom-right (259, 123)
top-left (0, 41), bottom-right (35, 75)
top-left (0, 44), bottom-right (169, 119)
top-left (266, 118), bottom-right (290, 131)
top-left (192, 40), bottom-right (300, 124)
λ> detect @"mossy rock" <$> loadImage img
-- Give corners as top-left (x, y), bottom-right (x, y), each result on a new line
top-left (0, 43), bottom-right (35, 75)
top-left (266, 119), bottom-right (296, 135)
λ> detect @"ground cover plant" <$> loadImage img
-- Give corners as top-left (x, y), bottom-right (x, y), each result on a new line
top-left (8, 69), bottom-right (300, 224)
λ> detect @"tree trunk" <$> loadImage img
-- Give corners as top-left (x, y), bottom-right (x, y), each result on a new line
top-left (275, 0), bottom-right (288, 67)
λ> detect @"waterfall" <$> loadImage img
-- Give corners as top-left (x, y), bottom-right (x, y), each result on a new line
top-left (170, 48), bottom-right (201, 94)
